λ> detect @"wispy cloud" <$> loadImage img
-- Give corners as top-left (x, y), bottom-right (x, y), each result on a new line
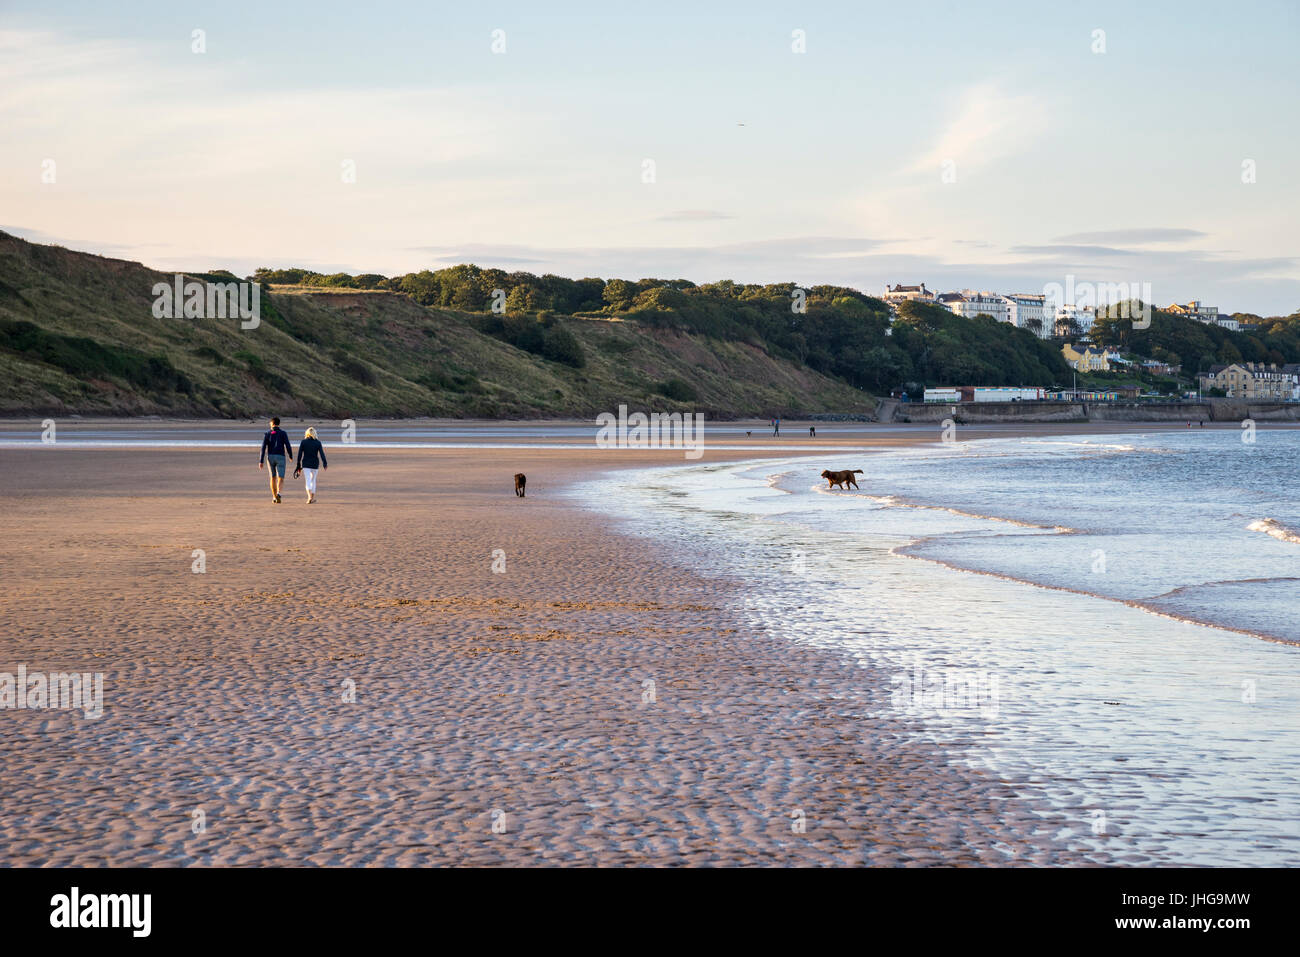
top-left (655, 210), bottom-right (732, 222)
top-left (1011, 244), bottom-right (1138, 258)
top-left (907, 81), bottom-right (1048, 176)
top-left (410, 245), bottom-right (546, 265)
top-left (1052, 228), bottom-right (1208, 245)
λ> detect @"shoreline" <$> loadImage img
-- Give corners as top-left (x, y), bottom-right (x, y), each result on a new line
top-left (582, 447), bottom-right (1300, 650)
top-left (583, 446), bottom-right (1300, 865)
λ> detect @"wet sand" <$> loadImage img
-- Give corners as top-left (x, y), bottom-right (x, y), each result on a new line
top-left (0, 421), bottom-right (1166, 865)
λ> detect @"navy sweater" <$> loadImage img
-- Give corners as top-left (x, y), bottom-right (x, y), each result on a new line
top-left (260, 428), bottom-right (293, 463)
top-left (296, 437), bottom-right (327, 470)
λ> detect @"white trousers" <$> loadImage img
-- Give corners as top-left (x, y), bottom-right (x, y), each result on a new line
top-left (302, 468), bottom-right (318, 493)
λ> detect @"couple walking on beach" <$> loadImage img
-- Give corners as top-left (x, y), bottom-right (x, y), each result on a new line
top-left (258, 417), bottom-right (328, 504)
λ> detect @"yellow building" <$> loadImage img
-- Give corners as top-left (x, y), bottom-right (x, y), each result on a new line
top-left (1062, 343), bottom-right (1110, 372)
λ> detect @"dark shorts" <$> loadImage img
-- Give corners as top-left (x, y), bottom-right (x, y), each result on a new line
top-left (266, 454), bottom-right (286, 477)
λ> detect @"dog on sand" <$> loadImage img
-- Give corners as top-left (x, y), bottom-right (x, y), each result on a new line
top-left (820, 468), bottom-right (863, 490)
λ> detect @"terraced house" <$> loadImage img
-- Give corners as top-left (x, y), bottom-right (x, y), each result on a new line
top-left (1199, 362), bottom-right (1297, 399)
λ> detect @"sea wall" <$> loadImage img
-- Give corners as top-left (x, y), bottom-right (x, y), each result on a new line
top-left (894, 401), bottom-right (1086, 423)
top-left (1244, 403), bottom-right (1300, 422)
top-left (1087, 402), bottom-right (1213, 422)
top-left (892, 398), bottom-right (1300, 423)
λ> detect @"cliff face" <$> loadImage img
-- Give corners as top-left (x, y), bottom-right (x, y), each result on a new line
top-left (0, 231), bottom-right (874, 419)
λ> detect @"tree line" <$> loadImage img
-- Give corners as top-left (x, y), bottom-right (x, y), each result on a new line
top-left (1091, 303), bottom-right (1300, 373)
top-left (246, 265), bottom-right (1299, 392)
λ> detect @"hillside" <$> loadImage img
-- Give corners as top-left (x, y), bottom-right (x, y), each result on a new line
top-left (0, 232), bottom-right (874, 419)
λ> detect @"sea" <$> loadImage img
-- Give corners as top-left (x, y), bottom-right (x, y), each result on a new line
top-left (572, 428), bottom-right (1300, 865)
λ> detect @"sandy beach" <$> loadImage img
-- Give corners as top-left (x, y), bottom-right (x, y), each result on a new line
top-left (0, 419), bottom-right (1193, 866)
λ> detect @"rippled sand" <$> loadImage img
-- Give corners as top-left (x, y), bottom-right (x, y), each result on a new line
top-left (0, 428), bottom-right (1127, 865)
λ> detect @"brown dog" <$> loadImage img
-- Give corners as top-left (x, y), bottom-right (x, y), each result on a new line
top-left (820, 468), bottom-right (863, 490)
top-left (514, 473), bottom-right (526, 497)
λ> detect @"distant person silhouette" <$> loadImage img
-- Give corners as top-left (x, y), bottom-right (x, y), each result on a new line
top-left (809, 426), bottom-right (816, 437)
top-left (773, 417), bottom-right (780, 437)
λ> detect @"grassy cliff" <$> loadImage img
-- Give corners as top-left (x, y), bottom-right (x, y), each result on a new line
top-left (0, 231), bottom-right (874, 418)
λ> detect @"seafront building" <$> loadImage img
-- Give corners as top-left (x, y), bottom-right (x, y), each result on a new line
top-left (1199, 362), bottom-right (1294, 399)
top-left (1287, 365), bottom-right (1300, 400)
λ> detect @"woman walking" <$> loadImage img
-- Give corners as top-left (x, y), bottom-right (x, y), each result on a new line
top-left (294, 427), bottom-right (328, 504)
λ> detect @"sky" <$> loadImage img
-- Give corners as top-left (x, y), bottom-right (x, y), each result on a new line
top-left (2, 0), bottom-right (1298, 314)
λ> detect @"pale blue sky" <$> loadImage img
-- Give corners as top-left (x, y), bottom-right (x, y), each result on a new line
top-left (2, 0), bottom-right (1297, 313)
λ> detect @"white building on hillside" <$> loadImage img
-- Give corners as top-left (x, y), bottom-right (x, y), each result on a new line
top-left (1055, 304), bottom-right (1096, 336)
top-left (941, 290), bottom-right (1010, 323)
top-left (1168, 300), bottom-right (1239, 332)
top-left (1001, 293), bottom-right (1053, 338)
top-left (883, 283), bottom-right (936, 304)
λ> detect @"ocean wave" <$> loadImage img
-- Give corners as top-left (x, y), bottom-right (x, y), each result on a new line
top-left (763, 471), bottom-right (797, 494)
top-left (893, 546), bottom-right (1300, 648)
top-left (1247, 518), bottom-right (1300, 545)
top-left (810, 481), bottom-right (872, 497)
top-left (1035, 440), bottom-right (1138, 452)
top-left (859, 493), bottom-right (1075, 532)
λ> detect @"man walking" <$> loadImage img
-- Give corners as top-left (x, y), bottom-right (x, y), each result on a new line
top-left (258, 416), bottom-right (294, 503)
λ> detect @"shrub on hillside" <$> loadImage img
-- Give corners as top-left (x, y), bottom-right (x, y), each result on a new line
top-left (0, 319), bottom-right (192, 394)
top-left (655, 377), bottom-right (699, 402)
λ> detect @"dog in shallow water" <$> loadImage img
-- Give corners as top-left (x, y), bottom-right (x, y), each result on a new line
top-left (820, 468), bottom-right (863, 490)
top-left (514, 473), bottom-right (526, 497)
